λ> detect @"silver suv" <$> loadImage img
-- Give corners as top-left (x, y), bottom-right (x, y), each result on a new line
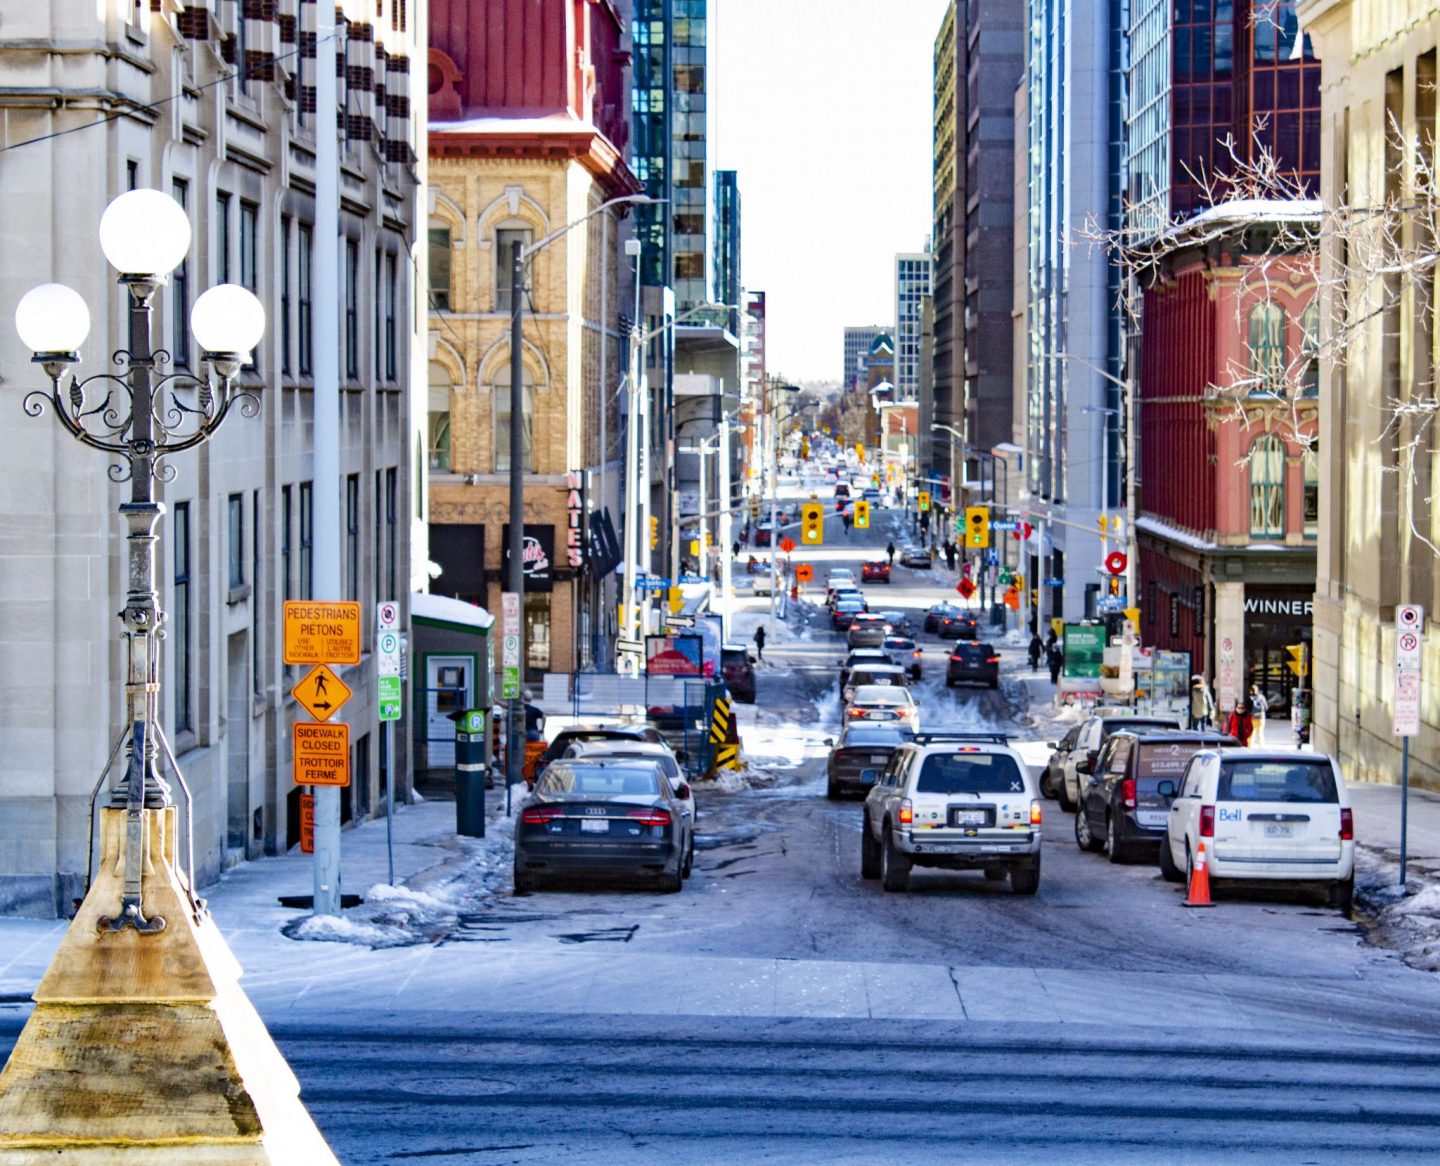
top-left (861, 733), bottom-right (1042, 894)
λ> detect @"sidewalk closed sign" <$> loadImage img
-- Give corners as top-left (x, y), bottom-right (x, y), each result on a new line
top-left (294, 722), bottom-right (351, 787)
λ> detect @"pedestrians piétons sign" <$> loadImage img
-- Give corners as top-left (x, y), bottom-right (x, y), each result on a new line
top-left (283, 601), bottom-right (361, 665)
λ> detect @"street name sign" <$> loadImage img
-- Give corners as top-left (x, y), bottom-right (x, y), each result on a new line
top-left (294, 722), bottom-right (351, 787)
top-left (283, 601), bottom-right (361, 665)
top-left (292, 664), bottom-right (352, 722)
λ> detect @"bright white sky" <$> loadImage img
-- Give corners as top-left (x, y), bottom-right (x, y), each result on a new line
top-left (713, 0), bottom-right (951, 385)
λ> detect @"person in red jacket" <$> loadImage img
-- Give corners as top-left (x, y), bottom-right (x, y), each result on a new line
top-left (1223, 700), bottom-right (1253, 746)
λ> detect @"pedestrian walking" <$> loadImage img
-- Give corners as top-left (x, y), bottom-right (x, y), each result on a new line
top-left (842, 510), bottom-right (853, 537)
top-left (753, 624), bottom-right (766, 663)
top-left (1046, 640), bottom-right (1064, 685)
top-left (1248, 684), bottom-right (1267, 742)
top-left (522, 688), bottom-right (545, 743)
top-left (1189, 675), bottom-right (1215, 730)
top-left (732, 539), bottom-right (741, 559)
top-left (944, 540), bottom-right (957, 571)
top-left (886, 541), bottom-right (896, 566)
top-left (1028, 632), bottom-right (1044, 670)
top-left (1224, 699), bottom-right (1254, 746)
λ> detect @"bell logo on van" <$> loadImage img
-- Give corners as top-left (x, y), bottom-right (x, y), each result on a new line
top-left (1219, 807), bottom-right (1244, 823)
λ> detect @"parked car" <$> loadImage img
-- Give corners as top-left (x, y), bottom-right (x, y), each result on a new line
top-left (1057, 712), bottom-right (1184, 812)
top-left (923, 602), bottom-right (959, 634)
top-left (937, 611), bottom-right (980, 640)
top-left (721, 643), bottom-right (757, 703)
top-left (834, 483), bottom-right (851, 500)
top-left (534, 723), bottom-right (668, 776)
top-left (883, 635), bottom-right (923, 680)
top-left (862, 487), bottom-right (881, 504)
top-left (845, 684), bottom-right (920, 732)
top-left (1161, 747), bottom-right (1355, 911)
top-left (842, 663), bottom-right (909, 704)
top-left (847, 613), bottom-right (890, 648)
top-left (838, 648), bottom-right (891, 689)
top-left (561, 740), bottom-right (697, 836)
top-left (899, 546), bottom-right (933, 569)
top-left (1073, 730), bottom-right (1236, 863)
top-left (825, 724), bottom-right (912, 799)
top-left (831, 597), bottom-right (867, 631)
top-left (946, 641), bottom-right (1000, 689)
top-left (860, 734), bottom-right (1042, 893)
top-left (1040, 723), bottom-right (1082, 801)
top-left (513, 760), bottom-right (692, 892)
top-left (860, 560), bottom-right (892, 584)
top-left (827, 585), bottom-right (864, 609)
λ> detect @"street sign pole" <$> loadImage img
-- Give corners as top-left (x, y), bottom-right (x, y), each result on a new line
top-left (1394, 604), bottom-right (1424, 891)
top-left (376, 602), bottom-right (402, 886)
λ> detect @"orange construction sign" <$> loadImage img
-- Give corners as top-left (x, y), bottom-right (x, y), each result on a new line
top-left (299, 793), bottom-right (315, 853)
top-left (283, 601), bottom-right (362, 665)
top-left (291, 663), bottom-right (352, 722)
top-left (293, 722), bottom-right (351, 788)
top-left (794, 563), bottom-right (814, 584)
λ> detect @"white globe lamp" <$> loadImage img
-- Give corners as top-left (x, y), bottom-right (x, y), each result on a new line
top-left (14, 283), bottom-right (91, 359)
top-left (190, 284), bottom-right (266, 359)
top-left (98, 189), bottom-right (192, 278)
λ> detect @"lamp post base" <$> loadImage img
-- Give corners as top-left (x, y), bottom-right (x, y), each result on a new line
top-left (0, 808), bottom-right (337, 1164)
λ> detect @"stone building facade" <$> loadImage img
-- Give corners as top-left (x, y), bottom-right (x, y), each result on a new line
top-left (0, 0), bottom-right (425, 915)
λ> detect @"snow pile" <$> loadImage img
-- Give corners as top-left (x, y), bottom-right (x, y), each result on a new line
top-left (1355, 851), bottom-right (1440, 972)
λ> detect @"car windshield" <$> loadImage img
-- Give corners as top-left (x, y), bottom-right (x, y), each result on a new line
top-left (1219, 760), bottom-right (1338, 803)
top-left (1103, 718), bottom-right (1180, 736)
top-left (721, 649), bottom-right (748, 667)
top-left (837, 600), bottom-right (864, 612)
top-left (916, 752), bottom-right (1027, 795)
top-left (843, 727), bottom-right (910, 747)
top-left (536, 765), bottom-right (661, 796)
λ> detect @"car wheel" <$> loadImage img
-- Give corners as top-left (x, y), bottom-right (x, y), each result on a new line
top-left (513, 863), bottom-right (535, 893)
top-left (682, 837), bottom-right (695, 879)
top-left (988, 678), bottom-right (999, 689)
top-left (1039, 770), bottom-right (1056, 800)
top-left (983, 868), bottom-right (1007, 882)
top-left (1106, 813), bottom-right (1131, 864)
top-left (881, 828), bottom-right (911, 892)
top-left (1074, 805), bottom-right (1103, 853)
top-left (944, 677), bottom-right (955, 688)
top-left (860, 816), bottom-right (882, 879)
top-left (1331, 875), bottom-right (1354, 914)
top-left (1158, 836), bottom-right (1184, 883)
top-left (659, 864), bottom-right (684, 893)
top-left (1010, 859), bottom-right (1041, 895)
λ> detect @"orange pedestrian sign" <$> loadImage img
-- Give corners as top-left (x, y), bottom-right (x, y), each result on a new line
top-left (293, 722), bottom-right (351, 788)
top-left (283, 601), bottom-right (362, 665)
top-left (795, 564), bottom-right (814, 584)
top-left (292, 663), bottom-right (352, 722)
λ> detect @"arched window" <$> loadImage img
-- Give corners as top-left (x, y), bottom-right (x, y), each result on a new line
top-left (427, 361), bottom-right (452, 472)
top-left (1248, 301), bottom-right (1286, 394)
top-left (1250, 434), bottom-right (1287, 538)
top-left (1299, 301), bottom-right (1320, 396)
top-left (492, 361), bottom-right (536, 473)
top-left (1302, 443), bottom-right (1319, 538)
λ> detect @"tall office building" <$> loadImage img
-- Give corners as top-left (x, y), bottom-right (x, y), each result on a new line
top-left (632, 0), bottom-right (714, 310)
top-left (894, 251), bottom-right (933, 403)
top-left (713, 169), bottom-right (742, 331)
top-left (843, 326), bottom-right (889, 394)
top-left (1020, 0), bottom-right (1129, 624)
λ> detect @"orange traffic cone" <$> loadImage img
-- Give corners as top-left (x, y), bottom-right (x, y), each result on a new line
top-left (1183, 840), bottom-right (1215, 909)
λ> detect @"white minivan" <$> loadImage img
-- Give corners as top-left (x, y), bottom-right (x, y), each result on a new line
top-left (1160, 748), bottom-right (1354, 911)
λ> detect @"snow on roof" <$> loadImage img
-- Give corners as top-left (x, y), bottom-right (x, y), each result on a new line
top-left (1157, 198), bottom-right (1324, 248)
top-left (411, 590), bottom-right (494, 632)
top-left (429, 114), bottom-right (599, 137)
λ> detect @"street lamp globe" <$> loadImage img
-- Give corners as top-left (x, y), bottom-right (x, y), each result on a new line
top-left (14, 282), bottom-right (91, 357)
top-left (98, 189), bottom-right (192, 277)
top-left (190, 284), bottom-right (266, 357)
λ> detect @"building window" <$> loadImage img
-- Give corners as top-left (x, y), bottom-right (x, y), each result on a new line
top-left (1249, 434), bottom-right (1287, 538)
top-left (345, 474), bottom-right (359, 602)
top-left (1146, 580), bottom-right (1157, 626)
top-left (228, 494), bottom-right (245, 588)
top-left (428, 361), bottom-right (452, 471)
top-left (281, 483), bottom-right (292, 599)
top-left (298, 224), bottom-right (313, 375)
top-left (1247, 301), bottom-right (1286, 395)
top-left (1299, 301), bottom-right (1320, 396)
top-left (525, 594), bottom-right (551, 673)
top-left (299, 480), bottom-right (314, 599)
top-left (1302, 445), bottom-right (1319, 538)
top-left (385, 467), bottom-right (397, 601)
top-left (216, 193), bottom-right (231, 285)
top-left (495, 228), bottom-right (532, 313)
top-left (493, 363), bottom-right (535, 473)
top-left (384, 253), bottom-right (398, 380)
top-left (429, 227), bottom-right (452, 311)
top-left (239, 202), bottom-right (258, 292)
top-left (280, 217), bottom-right (292, 376)
top-left (252, 489), bottom-right (262, 692)
top-left (171, 179), bottom-right (191, 369)
top-left (345, 239), bottom-right (359, 379)
top-left (172, 501), bottom-right (192, 734)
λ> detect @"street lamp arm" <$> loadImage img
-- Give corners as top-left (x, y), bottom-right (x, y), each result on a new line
top-left (1045, 350), bottom-right (1129, 393)
top-left (521, 193), bottom-right (661, 262)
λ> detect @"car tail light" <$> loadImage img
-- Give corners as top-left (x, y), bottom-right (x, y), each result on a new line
top-left (898, 798), bottom-right (914, 825)
top-left (1030, 800), bottom-right (1043, 826)
top-left (913, 649), bottom-right (922, 658)
top-left (521, 805), bottom-right (564, 824)
top-left (1340, 807), bottom-right (1354, 841)
top-left (626, 808), bottom-right (672, 827)
top-left (987, 655), bottom-right (1001, 664)
top-left (1199, 805), bottom-right (1215, 837)
top-left (1121, 778), bottom-right (1136, 810)
top-left (847, 707), bottom-right (865, 718)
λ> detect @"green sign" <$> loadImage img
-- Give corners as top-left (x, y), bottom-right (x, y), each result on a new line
top-left (459, 708), bottom-right (486, 735)
top-left (502, 667), bottom-right (520, 701)
top-left (1063, 624), bottom-right (1106, 679)
top-left (998, 568), bottom-right (1014, 585)
top-left (378, 674), bottom-right (402, 721)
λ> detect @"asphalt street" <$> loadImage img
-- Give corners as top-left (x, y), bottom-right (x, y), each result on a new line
top-left (6, 475), bottom-right (1440, 1163)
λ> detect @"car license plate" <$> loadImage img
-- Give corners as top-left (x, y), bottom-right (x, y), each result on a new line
top-left (870, 755), bottom-right (891, 764)
top-left (580, 819), bottom-right (609, 833)
top-left (952, 810), bottom-right (987, 825)
top-left (1136, 811), bottom-right (1167, 827)
top-left (1264, 824), bottom-right (1293, 838)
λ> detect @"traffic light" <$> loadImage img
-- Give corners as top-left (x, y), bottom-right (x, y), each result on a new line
top-left (649, 516), bottom-right (659, 550)
top-left (801, 502), bottom-right (825, 545)
top-left (1286, 643), bottom-right (1309, 678)
top-left (853, 499), bottom-right (871, 529)
top-left (1014, 573), bottom-right (1024, 591)
top-left (1108, 575), bottom-right (1122, 597)
top-left (965, 506), bottom-right (991, 548)
top-left (917, 491), bottom-right (931, 512)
